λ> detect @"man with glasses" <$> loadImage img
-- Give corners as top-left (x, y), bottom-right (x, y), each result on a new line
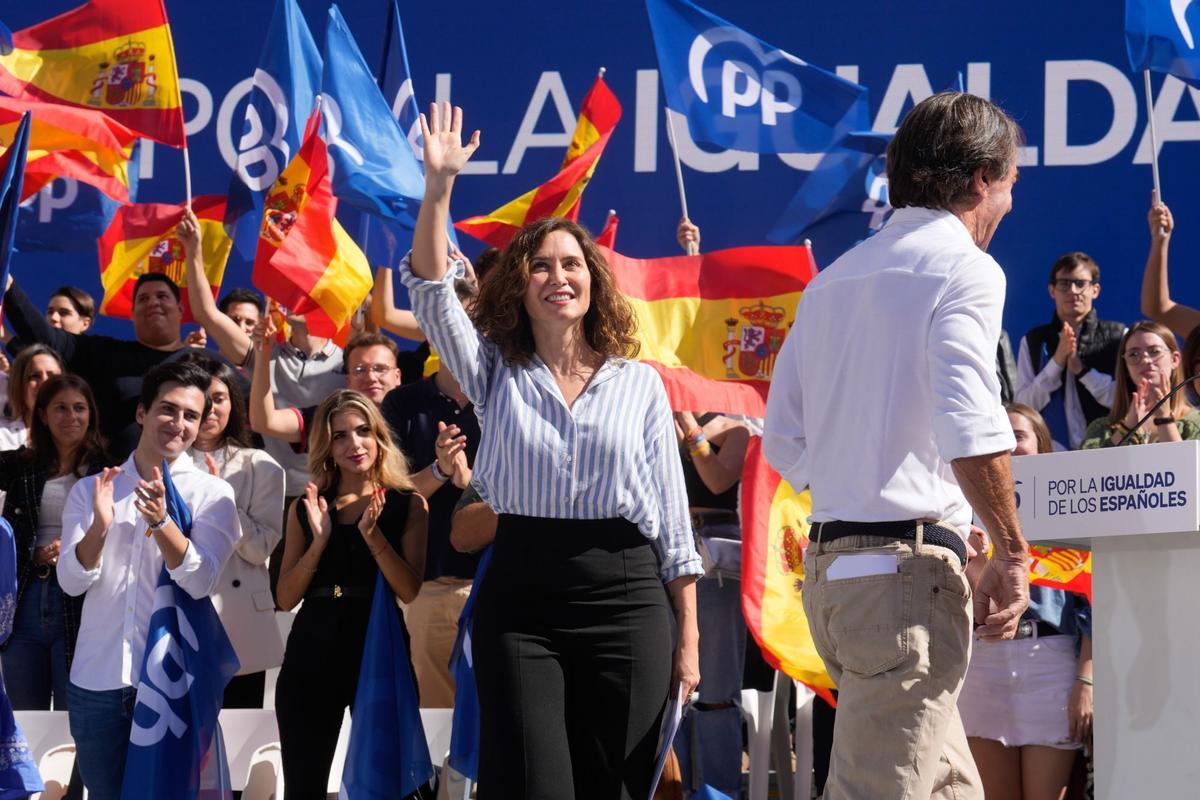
top-left (1015, 252), bottom-right (1126, 449)
top-left (249, 331), bottom-right (404, 446)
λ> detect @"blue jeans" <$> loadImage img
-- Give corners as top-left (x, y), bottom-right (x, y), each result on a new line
top-left (67, 682), bottom-right (136, 800)
top-left (676, 527), bottom-right (747, 797)
top-left (1, 574), bottom-right (70, 710)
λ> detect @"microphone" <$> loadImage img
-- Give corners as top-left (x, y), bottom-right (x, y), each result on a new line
top-left (1116, 373), bottom-right (1200, 446)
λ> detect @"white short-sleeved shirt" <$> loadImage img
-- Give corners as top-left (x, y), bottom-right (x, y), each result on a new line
top-left (763, 206), bottom-right (1015, 537)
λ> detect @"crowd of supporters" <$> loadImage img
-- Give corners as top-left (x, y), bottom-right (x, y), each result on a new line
top-left (0, 168), bottom-right (1186, 797)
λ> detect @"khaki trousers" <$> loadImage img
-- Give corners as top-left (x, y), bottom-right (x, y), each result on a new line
top-left (402, 576), bottom-right (472, 708)
top-left (803, 530), bottom-right (983, 800)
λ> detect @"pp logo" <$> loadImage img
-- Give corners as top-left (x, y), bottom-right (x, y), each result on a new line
top-left (687, 26), bottom-right (804, 126)
top-left (129, 585), bottom-right (197, 747)
top-left (233, 69), bottom-right (293, 193)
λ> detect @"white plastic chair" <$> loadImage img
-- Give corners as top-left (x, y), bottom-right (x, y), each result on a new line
top-left (740, 673), bottom-right (817, 800)
top-left (33, 743), bottom-right (75, 800)
top-left (242, 742), bottom-right (284, 800)
top-left (218, 709), bottom-right (282, 792)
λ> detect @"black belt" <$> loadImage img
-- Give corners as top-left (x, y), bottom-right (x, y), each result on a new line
top-left (1014, 620), bottom-right (1062, 640)
top-left (814, 520), bottom-right (967, 565)
top-left (305, 585), bottom-right (370, 600)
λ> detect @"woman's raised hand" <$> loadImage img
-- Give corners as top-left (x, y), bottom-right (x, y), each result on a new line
top-left (302, 482), bottom-right (332, 550)
top-left (419, 102), bottom-right (480, 181)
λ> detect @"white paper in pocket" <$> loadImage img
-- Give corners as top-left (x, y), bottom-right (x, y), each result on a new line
top-left (825, 554), bottom-right (898, 581)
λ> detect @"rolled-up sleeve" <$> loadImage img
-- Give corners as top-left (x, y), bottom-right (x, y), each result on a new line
top-left (397, 253), bottom-right (496, 410)
top-left (928, 257), bottom-right (1016, 462)
top-left (763, 306), bottom-right (810, 490)
top-left (58, 477), bottom-right (101, 597)
top-left (168, 481), bottom-right (241, 599)
top-left (645, 385), bottom-right (703, 582)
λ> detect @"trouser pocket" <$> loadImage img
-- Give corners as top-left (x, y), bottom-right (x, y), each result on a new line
top-left (823, 572), bottom-right (912, 676)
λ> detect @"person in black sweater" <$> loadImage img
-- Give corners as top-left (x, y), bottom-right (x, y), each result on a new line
top-left (4, 273), bottom-right (242, 459)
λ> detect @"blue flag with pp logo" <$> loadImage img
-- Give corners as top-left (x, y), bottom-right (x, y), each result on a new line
top-left (0, 110), bottom-right (29, 291)
top-left (120, 461), bottom-right (240, 800)
top-left (1127, 0), bottom-right (1200, 83)
top-left (339, 572), bottom-right (434, 798)
top-left (321, 4), bottom-right (426, 228)
top-left (768, 131), bottom-right (892, 247)
top-left (645, 0), bottom-right (867, 153)
top-left (349, 0), bottom-right (457, 275)
top-left (224, 0), bottom-right (322, 261)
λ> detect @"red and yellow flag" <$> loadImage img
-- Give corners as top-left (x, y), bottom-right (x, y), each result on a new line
top-left (741, 436), bottom-right (836, 705)
top-left (0, 0), bottom-right (185, 147)
top-left (604, 244), bottom-right (815, 416)
top-left (252, 110), bottom-right (372, 338)
top-left (455, 73), bottom-right (621, 248)
top-left (0, 96), bottom-right (136, 203)
top-left (1029, 545), bottom-right (1092, 601)
top-left (99, 194), bottom-right (231, 322)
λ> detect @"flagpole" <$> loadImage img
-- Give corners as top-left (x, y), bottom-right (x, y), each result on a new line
top-left (182, 144), bottom-right (193, 210)
top-left (1143, 69), bottom-right (1162, 202)
top-left (663, 108), bottom-right (696, 255)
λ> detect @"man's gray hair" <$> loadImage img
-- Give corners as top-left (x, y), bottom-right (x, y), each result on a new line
top-left (886, 92), bottom-right (1023, 211)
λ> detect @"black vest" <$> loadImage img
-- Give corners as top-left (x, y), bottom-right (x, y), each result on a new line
top-left (1025, 311), bottom-right (1125, 424)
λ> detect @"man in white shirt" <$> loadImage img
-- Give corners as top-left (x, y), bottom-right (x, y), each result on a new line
top-left (764, 93), bottom-right (1030, 800)
top-left (58, 361), bottom-right (240, 800)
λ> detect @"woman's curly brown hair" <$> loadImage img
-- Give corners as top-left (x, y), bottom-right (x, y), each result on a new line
top-left (470, 217), bottom-right (640, 364)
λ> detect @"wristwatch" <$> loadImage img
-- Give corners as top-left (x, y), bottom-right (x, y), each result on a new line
top-left (430, 461), bottom-right (450, 483)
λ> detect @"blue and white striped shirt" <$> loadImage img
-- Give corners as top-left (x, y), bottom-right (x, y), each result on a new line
top-left (400, 255), bottom-right (702, 583)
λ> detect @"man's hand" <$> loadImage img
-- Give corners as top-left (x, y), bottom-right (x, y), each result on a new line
top-left (92, 467), bottom-right (121, 532)
top-left (34, 541), bottom-right (60, 566)
top-left (176, 208), bottom-right (202, 255)
top-left (972, 556), bottom-right (1030, 640)
top-left (185, 327), bottom-right (208, 348)
top-left (1052, 322), bottom-right (1076, 369)
top-left (134, 466), bottom-right (167, 527)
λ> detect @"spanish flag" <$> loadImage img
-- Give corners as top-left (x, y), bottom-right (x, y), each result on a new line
top-left (741, 436), bottom-right (836, 705)
top-left (252, 110), bottom-right (372, 338)
top-left (0, 96), bottom-right (135, 203)
top-left (98, 194), bottom-right (231, 322)
top-left (0, 0), bottom-right (185, 147)
top-left (1030, 545), bottom-right (1092, 601)
top-left (604, 244), bottom-right (815, 417)
top-left (455, 73), bottom-right (621, 248)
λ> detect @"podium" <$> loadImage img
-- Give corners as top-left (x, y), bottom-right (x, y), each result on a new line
top-left (1011, 440), bottom-right (1200, 798)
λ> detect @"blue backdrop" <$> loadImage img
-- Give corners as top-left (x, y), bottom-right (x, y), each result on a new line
top-left (8, 0), bottom-right (1200, 350)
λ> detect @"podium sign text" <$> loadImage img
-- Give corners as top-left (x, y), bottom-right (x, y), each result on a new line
top-left (1010, 440), bottom-right (1200, 541)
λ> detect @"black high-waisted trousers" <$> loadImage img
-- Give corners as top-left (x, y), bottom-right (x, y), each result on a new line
top-left (473, 515), bottom-right (674, 800)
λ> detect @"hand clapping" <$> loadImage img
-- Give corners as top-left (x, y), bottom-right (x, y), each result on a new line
top-left (134, 466), bottom-right (167, 527)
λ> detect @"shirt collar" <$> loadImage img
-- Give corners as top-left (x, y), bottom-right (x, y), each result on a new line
top-left (119, 450), bottom-right (197, 483)
top-left (886, 206), bottom-right (979, 250)
top-left (280, 338), bottom-right (341, 362)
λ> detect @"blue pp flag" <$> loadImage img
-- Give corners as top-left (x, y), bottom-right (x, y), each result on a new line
top-left (340, 572), bottom-right (434, 798)
top-left (694, 786), bottom-right (734, 800)
top-left (120, 461), bottom-right (240, 800)
top-left (16, 141), bottom-right (141, 253)
top-left (225, 0), bottom-right (322, 261)
top-left (0, 110), bottom-right (30, 291)
top-left (1127, 0), bottom-right (1200, 83)
top-left (768, 131), bottom-right (892, 248)
top-left (447, 546), bottom-right (491, 782)
top-left (645, 0), bottom-right (868, 153)
top-left (349, 0), bottom-right (457, 274)
top-left (322, 5), bottom-right (426, 228)
top-left (0, 516), bottom-right (45, 797)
